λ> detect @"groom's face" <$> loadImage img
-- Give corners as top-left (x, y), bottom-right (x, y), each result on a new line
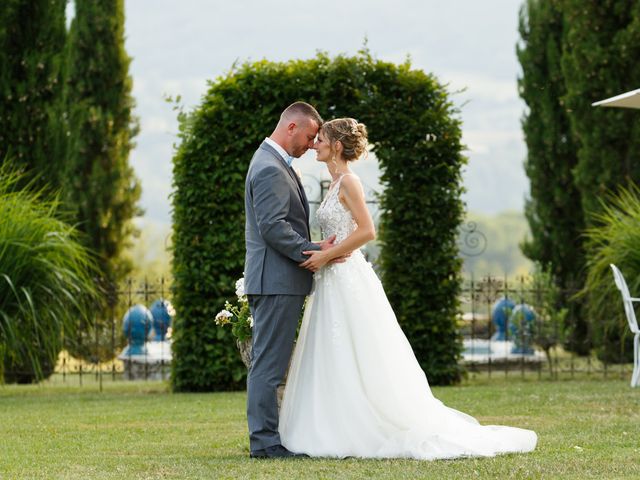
top-left (289, 119), bottom-right (320, 158)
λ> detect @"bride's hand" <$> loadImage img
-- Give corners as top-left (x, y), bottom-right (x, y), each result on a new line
top-left (300, 250), bottom-right (330, 272)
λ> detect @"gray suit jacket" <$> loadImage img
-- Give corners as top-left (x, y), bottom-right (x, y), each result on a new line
top-left (244, 141), bottom-right (319, 295)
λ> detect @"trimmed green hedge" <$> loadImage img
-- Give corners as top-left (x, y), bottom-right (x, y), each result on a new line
top-left (171, 51), bottom-right (465, 391)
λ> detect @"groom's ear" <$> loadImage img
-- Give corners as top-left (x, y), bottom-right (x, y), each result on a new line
top-left (286, 122), bottom-right (297, 135)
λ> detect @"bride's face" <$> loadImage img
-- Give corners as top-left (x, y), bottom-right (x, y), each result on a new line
top-left (313, 130), bottom-right (332, 163)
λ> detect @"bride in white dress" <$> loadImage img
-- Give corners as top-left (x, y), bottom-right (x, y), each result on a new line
top-left (278, 118), bottom-right (537, 460)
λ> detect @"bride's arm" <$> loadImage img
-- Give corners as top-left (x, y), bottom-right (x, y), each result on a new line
top-left (300, 175), bottom-right (375, 271)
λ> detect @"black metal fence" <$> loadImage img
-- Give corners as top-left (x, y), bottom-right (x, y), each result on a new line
top-left (1, 271), bottom-right (634, 388)
top-left (460, 274), bottom-right (634, 382)
top-left (19, 273), bottom-right (628, 388)
top-left (54, 277), bottom-right (174, 389)
top-left (4, 177), bottom-right (634, 387)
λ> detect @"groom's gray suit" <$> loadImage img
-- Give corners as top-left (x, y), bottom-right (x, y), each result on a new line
top-left (244, 140), bottom-right (319, 452)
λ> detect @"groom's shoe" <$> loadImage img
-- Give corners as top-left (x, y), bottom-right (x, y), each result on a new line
top-left (250, 444), bottom-right (309, 459)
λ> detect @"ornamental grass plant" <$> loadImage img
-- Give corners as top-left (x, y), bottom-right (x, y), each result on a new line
top-left (0, 163), bottom-right (98, 383)
top-left (582, 185), bottom-right (640, 363)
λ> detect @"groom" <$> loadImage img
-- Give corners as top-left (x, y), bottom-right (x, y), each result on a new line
top-left (244, 101), bottom-right (335, 459)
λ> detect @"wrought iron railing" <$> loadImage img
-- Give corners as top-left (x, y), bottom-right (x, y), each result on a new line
top-left (1, 272), bottom-right (633, 387)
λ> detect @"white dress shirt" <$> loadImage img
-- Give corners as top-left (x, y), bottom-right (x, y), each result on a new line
top-left (264, 137), bottom-right (293, 167)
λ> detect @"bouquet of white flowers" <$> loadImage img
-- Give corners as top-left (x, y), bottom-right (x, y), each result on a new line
top-left (214, 277), bottom-right (253, 367)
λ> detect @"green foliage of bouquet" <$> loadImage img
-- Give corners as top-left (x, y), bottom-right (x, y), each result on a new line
top-left (214, 278), bottom-right (252, 343)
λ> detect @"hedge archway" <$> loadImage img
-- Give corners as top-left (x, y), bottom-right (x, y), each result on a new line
top-left (171, 51), bottom-right (465, 391)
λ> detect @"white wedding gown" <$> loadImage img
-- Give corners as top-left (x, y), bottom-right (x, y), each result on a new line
top-left (278, 174), bottom-right (537, 460)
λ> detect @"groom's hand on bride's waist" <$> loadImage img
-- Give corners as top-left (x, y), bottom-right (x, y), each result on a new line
top-left (300, 235), bottom-right (351, 271)
top-left (317, 235), bottom-right (352, 263)
top-left (299, 252), bottom-right (350, 272)
top-left (316, 234), bottom-right (337, 251)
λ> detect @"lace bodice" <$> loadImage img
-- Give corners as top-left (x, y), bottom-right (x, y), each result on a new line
top-left (316, 174), bottom-right (358, 243)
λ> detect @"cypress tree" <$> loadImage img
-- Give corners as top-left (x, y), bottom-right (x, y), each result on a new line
top-left (65, 0), bottom-right (142, 358)
top-left (560, 1), bottom-right (640, 216)
top-left (560, 0), bottom-right (640, 361)
top-left (517, 0), bottom-right (588, 354)
top-left (0, 0), bottom-right (67, 189)
top-left (66, 0), bottom-right (141, 284)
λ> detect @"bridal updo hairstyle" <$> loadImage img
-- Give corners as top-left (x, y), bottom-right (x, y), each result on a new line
top-left (321, 118), bottom-right (368, 161)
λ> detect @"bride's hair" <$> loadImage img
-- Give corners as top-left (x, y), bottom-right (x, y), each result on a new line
top-left (321, 118), bottom-right (368, 162)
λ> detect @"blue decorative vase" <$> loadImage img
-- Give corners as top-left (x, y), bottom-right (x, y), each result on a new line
top-left (509, 304), bottom-right (536, 355)
top-left (491, 297), bottom-right (516, 341)
top-left (149, 299), bottom-right (172, 341)
top-left (122, 304), bottom-right (153, 355)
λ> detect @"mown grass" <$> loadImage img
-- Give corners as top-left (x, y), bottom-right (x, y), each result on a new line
top-left (0, 377), bottom-right (639, 479)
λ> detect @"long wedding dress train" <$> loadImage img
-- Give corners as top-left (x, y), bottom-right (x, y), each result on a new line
top-left (278, 174), bottom-right (537, 460)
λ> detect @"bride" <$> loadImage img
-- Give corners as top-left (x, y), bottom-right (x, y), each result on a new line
top-left (278, 118), bottom-right (537, 460)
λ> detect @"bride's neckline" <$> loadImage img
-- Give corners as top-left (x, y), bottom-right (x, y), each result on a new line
top-left (322, 173), bottom-right (356, 210)
top-left (329, 172), bottom-right (354, 189)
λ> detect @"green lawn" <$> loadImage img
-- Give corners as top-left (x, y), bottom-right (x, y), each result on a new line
top-left (1, 377), bottom-right (639, 479)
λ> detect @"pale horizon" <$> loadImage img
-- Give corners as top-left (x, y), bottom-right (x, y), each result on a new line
top-left (116, 0), bottom-right (529, 229)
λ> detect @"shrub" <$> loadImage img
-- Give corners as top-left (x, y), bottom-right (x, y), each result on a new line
top-left (171, 50), bottom-right (466, 390)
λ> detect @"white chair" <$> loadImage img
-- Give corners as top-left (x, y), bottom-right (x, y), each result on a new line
top-left (610, 264), bottom-right (640, 387)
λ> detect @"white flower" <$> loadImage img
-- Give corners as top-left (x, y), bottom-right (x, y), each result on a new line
top-left (235, 277), bottom-right (246, 300)
top-left (248, 315), bottom-right (254, 327)
top-left (215, 309), bottom-right (233, 325)
top-left (163, 300), bottom-right (176, 317)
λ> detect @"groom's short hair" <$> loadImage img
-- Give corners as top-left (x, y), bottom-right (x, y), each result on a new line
top-left (281, 101), bottom-right (323, 127)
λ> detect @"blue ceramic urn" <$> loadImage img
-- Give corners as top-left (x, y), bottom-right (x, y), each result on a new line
top-left (149, 299), bottom-right (173, 341)
top-left (491, 297), bottom-right (516, 341)
top-left (122, 304), bottom-right (153, 355)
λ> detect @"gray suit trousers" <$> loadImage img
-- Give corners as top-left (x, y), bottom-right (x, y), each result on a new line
top-left (246, 294), bottom-right (306, 452)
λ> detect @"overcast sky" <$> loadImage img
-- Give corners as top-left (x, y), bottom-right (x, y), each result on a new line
top-left (120, 0), bottom-right (528, 227)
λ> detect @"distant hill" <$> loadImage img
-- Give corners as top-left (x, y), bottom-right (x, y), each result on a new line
top-left (128, 209), bottom-right (532, 284)
top-left (459, 210), bottom-right (532, 279)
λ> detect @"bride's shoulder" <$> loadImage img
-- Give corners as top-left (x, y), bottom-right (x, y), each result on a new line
top-left (340, 173), bottom-right (361, 184)
top-left (339, 173), bottom-right (364, 195)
